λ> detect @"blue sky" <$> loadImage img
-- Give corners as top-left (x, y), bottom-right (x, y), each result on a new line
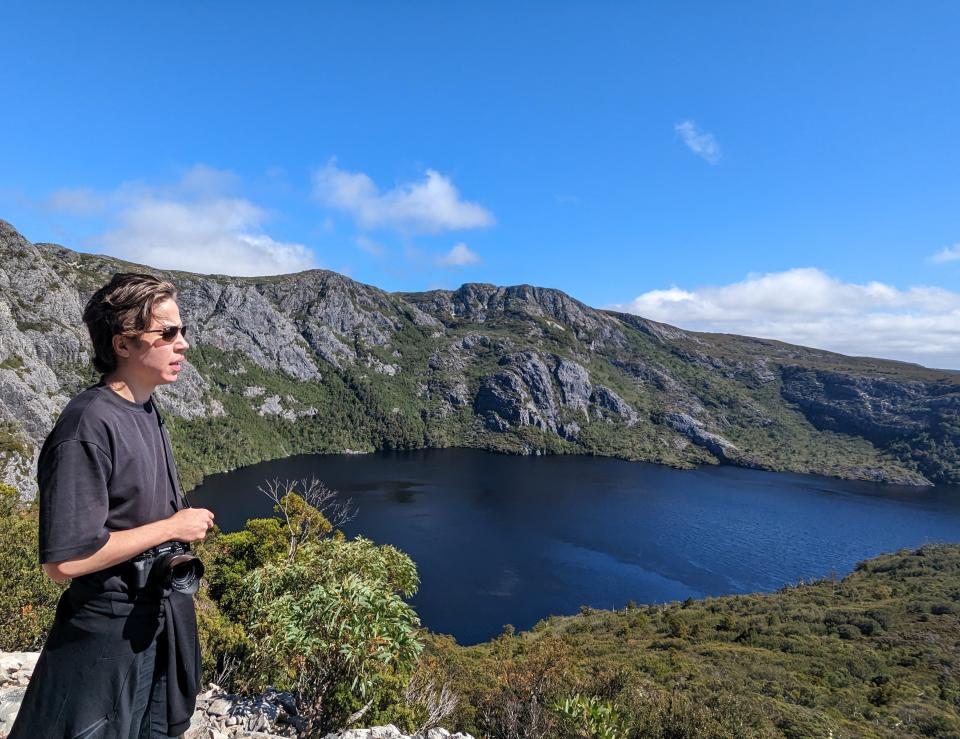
top-left (2, 2), bottom-right (959, 367)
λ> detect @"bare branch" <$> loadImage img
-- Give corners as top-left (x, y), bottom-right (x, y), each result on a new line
top-left (345, 698), bottom-right (374, 727)
top-left (256, 477), bottom-right (358, 560)
top-left (210, 653), bottom-right (240, 691)
top-left (406, 670), bottom-right (459, 733)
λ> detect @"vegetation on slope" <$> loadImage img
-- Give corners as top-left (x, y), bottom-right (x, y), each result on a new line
top-left (429, 544), bottom-right (960, 738)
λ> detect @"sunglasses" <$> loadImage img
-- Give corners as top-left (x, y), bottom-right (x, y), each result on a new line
top-left (142, 324), bottom-right (189, 342)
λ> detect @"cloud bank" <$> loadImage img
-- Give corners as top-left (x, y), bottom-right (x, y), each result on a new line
top-left (100, 198), bottom-right (315, 276)
top-left (50, 166), bottom-right (316, 276)
top-left (313, 161), bottom-right (495, 234)
top-left (675, 120), bottom-right (721, 164)
top-left (611, 268), bottom-right (960, 368)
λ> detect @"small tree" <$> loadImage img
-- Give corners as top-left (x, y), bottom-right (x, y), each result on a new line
top-left (242, 535), bottom-right (423, 733)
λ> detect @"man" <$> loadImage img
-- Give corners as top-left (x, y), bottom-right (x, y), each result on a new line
top-left (10, 273), bottom-right (215, 738)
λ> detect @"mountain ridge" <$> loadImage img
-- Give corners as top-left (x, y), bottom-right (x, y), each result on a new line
top-left (1, 219), bottom-right (957, 494)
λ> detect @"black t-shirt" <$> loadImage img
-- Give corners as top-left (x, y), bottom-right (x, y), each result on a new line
top-left (37, 381), bottom-right (182, 589)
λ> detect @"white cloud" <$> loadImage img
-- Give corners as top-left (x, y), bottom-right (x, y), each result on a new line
top-left (611, 268), bottom-right (960, 369)
top-left (312, 160), bottom-right (495, 234)
top-left (929, 244), bottom-right (960, 264)
top-left (99, 198), bottom-right (315, 276)
top-left (675, 120), bottom-right (721, 164)
top-left (436, 242), bottom-right (480, 267)
top-left (49, 166), bottom-right (317, 276)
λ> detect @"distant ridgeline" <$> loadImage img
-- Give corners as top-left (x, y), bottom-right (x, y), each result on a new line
top-left (0, 218), bottom-right (958, 494)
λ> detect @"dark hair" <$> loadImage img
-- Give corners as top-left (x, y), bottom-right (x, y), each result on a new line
top-left (83, 273), bottom-right (177, 375)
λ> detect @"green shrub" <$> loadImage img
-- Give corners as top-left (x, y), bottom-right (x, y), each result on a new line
top-left (239, 536), bottom-right (423, 733)
top-left (0, 484), bottom-right (64, 650)
top-left (553, 693), bottom-right (627, 739)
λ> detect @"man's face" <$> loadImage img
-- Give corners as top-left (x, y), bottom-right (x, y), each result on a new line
top-left (120, 297), bottom-right (190, 388)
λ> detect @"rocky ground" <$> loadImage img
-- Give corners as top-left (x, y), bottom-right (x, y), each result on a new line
top-left (0, 652), bottom-right (472, 739)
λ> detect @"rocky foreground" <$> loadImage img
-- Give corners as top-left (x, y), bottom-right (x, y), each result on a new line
top-left (0, 652), bottom-right (472, 739)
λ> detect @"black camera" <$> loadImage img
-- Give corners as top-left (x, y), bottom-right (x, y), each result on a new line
top-left (129, 541), bottom-right (205, 595)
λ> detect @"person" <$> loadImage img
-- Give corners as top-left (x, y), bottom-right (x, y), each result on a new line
top-left (9, 273), bottom-right (215, 739)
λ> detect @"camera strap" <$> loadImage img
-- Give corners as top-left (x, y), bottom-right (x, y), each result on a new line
top-left (151, 397), bottom-right (191, 512)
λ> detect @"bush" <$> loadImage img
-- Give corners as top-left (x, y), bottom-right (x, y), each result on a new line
top-left (0, 484), bottom-right (64, 651)
top-left (475, 635), bottom-right (573, 739)
top-left (835, 624), bottom-right (860, 640)
top-left (621, 687), bottom-right (766, 738)
top-left (553, 693), bottom-right (627, 739)
top-left (240, 536), bottom-right (424, 733)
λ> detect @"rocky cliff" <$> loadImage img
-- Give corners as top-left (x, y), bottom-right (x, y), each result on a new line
top-left (1, 219), bottom-right (957, 493)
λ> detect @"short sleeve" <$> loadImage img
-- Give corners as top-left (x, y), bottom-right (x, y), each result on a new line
top-left (38, 440), bottom-right (113, 564)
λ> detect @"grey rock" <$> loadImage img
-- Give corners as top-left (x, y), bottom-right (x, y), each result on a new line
top-left (207, 697), bottom-right (233, 717)
top-left (445, 382), bottom-right (469, 407)
top-left (248, 712), bottom-right (271, 732)
top-left (369, 725), bottom-right (403, 738)
top-left (258, 395), bottom-right (289, 419)
top-left (590, 385), bottom-right (638, 426)
top-left (475, 361), bottom-right (557, 433)
top-left (475, 371), bottom-right (528, 430)
top-left (0, 653), bottom-right (37, 676)
top-left (155, 360), bottom-right (223, 420)
top-left (558, 421), bottom-right (581, 440)
top-left (363, 355), bottom-right (399, 376)
top-left (664, 411), bottom-right (739, 462)
top-left (179, 281), bottom-right (321, 380)
top-left (501, 352), bottom-right (558, 425)
top-left (0, 685), bottom-right (27, 735)
top-left (407, 283), bottom-right (628, 351)
top-left (781, 368), bottom-right (941, 437)
top-left (553, 357), bottom-right (592, 414)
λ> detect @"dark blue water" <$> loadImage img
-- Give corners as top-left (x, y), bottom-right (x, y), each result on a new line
top-left (191, 448), bottom-right (960, 645)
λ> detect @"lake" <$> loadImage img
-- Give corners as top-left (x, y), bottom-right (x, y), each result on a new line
top-left (191, 448), bottom-right (960, 645)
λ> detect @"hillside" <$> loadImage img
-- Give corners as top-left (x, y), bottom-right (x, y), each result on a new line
top-left (1, 219), bottom-right (958, 494)
top-left (435, 544), bottom-right (960, 738)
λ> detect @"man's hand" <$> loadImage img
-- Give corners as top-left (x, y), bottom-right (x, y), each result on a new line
top-left (167, 507), bottom-right (215, 543)
top-left (42, 507), bottom-right (216, 582)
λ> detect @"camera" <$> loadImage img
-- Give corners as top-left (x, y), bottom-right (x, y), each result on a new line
top-left (129, 541), bottom-right (205, 595)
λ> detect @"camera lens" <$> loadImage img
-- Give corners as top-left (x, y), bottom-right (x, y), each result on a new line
top-left (166, 553), bottom-right (205, 595)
